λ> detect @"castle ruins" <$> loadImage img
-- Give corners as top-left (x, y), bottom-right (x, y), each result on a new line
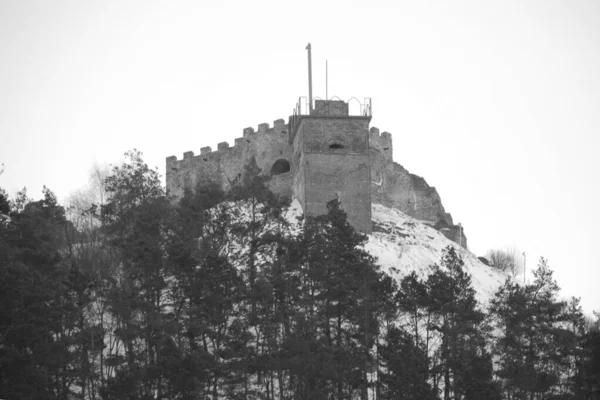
top-left (166, 98), bottom-right (467, 248)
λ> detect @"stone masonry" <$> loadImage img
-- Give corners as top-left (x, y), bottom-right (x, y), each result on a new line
top-left (166, 99), bottom-right (467, 247)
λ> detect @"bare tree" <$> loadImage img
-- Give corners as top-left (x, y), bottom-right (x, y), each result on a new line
top-left (485, 246), bottom-right (524, 278)
top-left (66, 163), bottom-right (109, 232)
top-left (89, 162), bottom-right (108, 206)
top-left (63, 162), bottom-right (118, 396)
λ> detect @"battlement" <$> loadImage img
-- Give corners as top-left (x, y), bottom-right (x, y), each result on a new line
top-left (166, 117), bottom-right (294, 201)
top-left (166, 105), bottom-right (467, 248)
top-left (166, 118), bottom-right (289, 163)
top-left (289, 98), bottom-right (372, 143)
top-left (369, 127), bottom-right (393, 161)
top-left (369, 127), bottom-right (392, 141)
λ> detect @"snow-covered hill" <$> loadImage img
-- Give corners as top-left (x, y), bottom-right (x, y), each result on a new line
top-left (285, 200), bottom-right (507, 305)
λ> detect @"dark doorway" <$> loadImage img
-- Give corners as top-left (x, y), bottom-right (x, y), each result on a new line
top-left (271, 159), bottom-right (291, 175)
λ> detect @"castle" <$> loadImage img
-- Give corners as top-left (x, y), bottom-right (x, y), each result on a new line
top-left (166, 98), bottom-right (467, 248)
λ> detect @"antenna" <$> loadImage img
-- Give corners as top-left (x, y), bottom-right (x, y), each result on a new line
top-left (326, 59), bottom-right (328, 100)
top-left (306, 43), bottom-right (313, 113)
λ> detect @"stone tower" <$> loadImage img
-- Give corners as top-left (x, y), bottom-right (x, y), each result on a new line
top-left (290, 99), bottom-right (372, 233)
top-left (166, 96), bottom-right (468, 247)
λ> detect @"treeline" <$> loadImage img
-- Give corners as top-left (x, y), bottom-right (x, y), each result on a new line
top-left (0, 150), bottom-right (599, 400)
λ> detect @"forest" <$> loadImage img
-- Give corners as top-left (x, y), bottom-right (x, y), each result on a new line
top-left (1, 150), bottom-right (599, 400)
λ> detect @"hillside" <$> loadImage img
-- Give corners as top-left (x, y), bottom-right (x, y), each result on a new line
top-left (3, 153), bottom-right (597, 400)
top-left (285, 199), bottom-right (506, 305)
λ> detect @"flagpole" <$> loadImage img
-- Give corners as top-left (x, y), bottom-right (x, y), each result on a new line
top-left (306, 43), bottom-right (313, 113)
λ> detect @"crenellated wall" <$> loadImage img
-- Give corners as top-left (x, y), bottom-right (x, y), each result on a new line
top-left (166, 118), bottom-right (293, 199)
top-left (167, 106), bottom-right (468, 248)
top-left (369, 127), bottom-right (393, 161)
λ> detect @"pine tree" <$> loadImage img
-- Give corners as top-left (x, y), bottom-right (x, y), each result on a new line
top-left (100, 150), bottom-right (171, 398)
top-left (228, 156), bottom-right (288, 320)
top-left (377, 326), bottom-right (437, 400)
top-left (225, 157), bottom-right (293, 396)
top-left (424, 246), bottom-right (492, 400)
top-left (490, 257), bottom-right (576, 399)
top-left (165, 182), bottom-right (230, 398)
top-left (0, 187), bottom-right (78, 399)
top-left (283, 199), bottom-right (384, 399)
top-left (0, 187), bottom-right (9, 216)
top-left (395, 271), bottom-right (431, 379)
top-left (581, 313), bottom-right (600, 399)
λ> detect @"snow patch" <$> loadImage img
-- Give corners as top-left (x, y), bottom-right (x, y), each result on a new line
top-left (284, 199), bottom-right (506, 305)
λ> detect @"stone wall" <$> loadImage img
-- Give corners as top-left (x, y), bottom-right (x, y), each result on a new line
top-left (294, 112), bottom-right (372, 233)
top-left (369, 127), bottom-right (452, 224)
top-left (311, 100), bottom-right (349, 117)
top-left (166, 119), bottom-right (293, 199)
top-left (370, 162), bottom-right (453, 225)
top-left (368, 126), bottom-right (468, 248)
top-left (303, 154), bottom-right (372, 232)
top-left (301, 118), bottom-right (369, 154)
top-left (369, 127), bottom-right (393, 161)
top-left (434, 220), bottom-right (468, 249)
top-left (291, 122), bottom-right (306, 210)
top-left (166, 106), bottom-right (468, 248)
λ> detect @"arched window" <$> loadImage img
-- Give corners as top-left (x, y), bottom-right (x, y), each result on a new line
top-left (271, 159), bottom-right (290, 175)
top-left (329, 143), bottom-right (344, 149)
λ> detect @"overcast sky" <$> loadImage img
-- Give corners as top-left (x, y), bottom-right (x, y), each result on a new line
top-left (1, 0), bottom-right (598, 313)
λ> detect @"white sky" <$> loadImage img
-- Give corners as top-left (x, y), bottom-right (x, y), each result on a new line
top-left (1, 0), bottom-right (599, 313)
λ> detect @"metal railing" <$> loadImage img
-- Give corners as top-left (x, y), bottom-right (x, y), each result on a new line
top-left (290, 96), bottom-right (308, 137)
top-left (363, 97), bottom-right (372, 117)
top-left (289, 96), bottom-right (372, 137)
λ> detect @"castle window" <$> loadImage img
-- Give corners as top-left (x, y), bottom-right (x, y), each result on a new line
top-left (329, 143), bottom-right (344, 149)
top-left (271, 159), bottom-right (290, 175)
